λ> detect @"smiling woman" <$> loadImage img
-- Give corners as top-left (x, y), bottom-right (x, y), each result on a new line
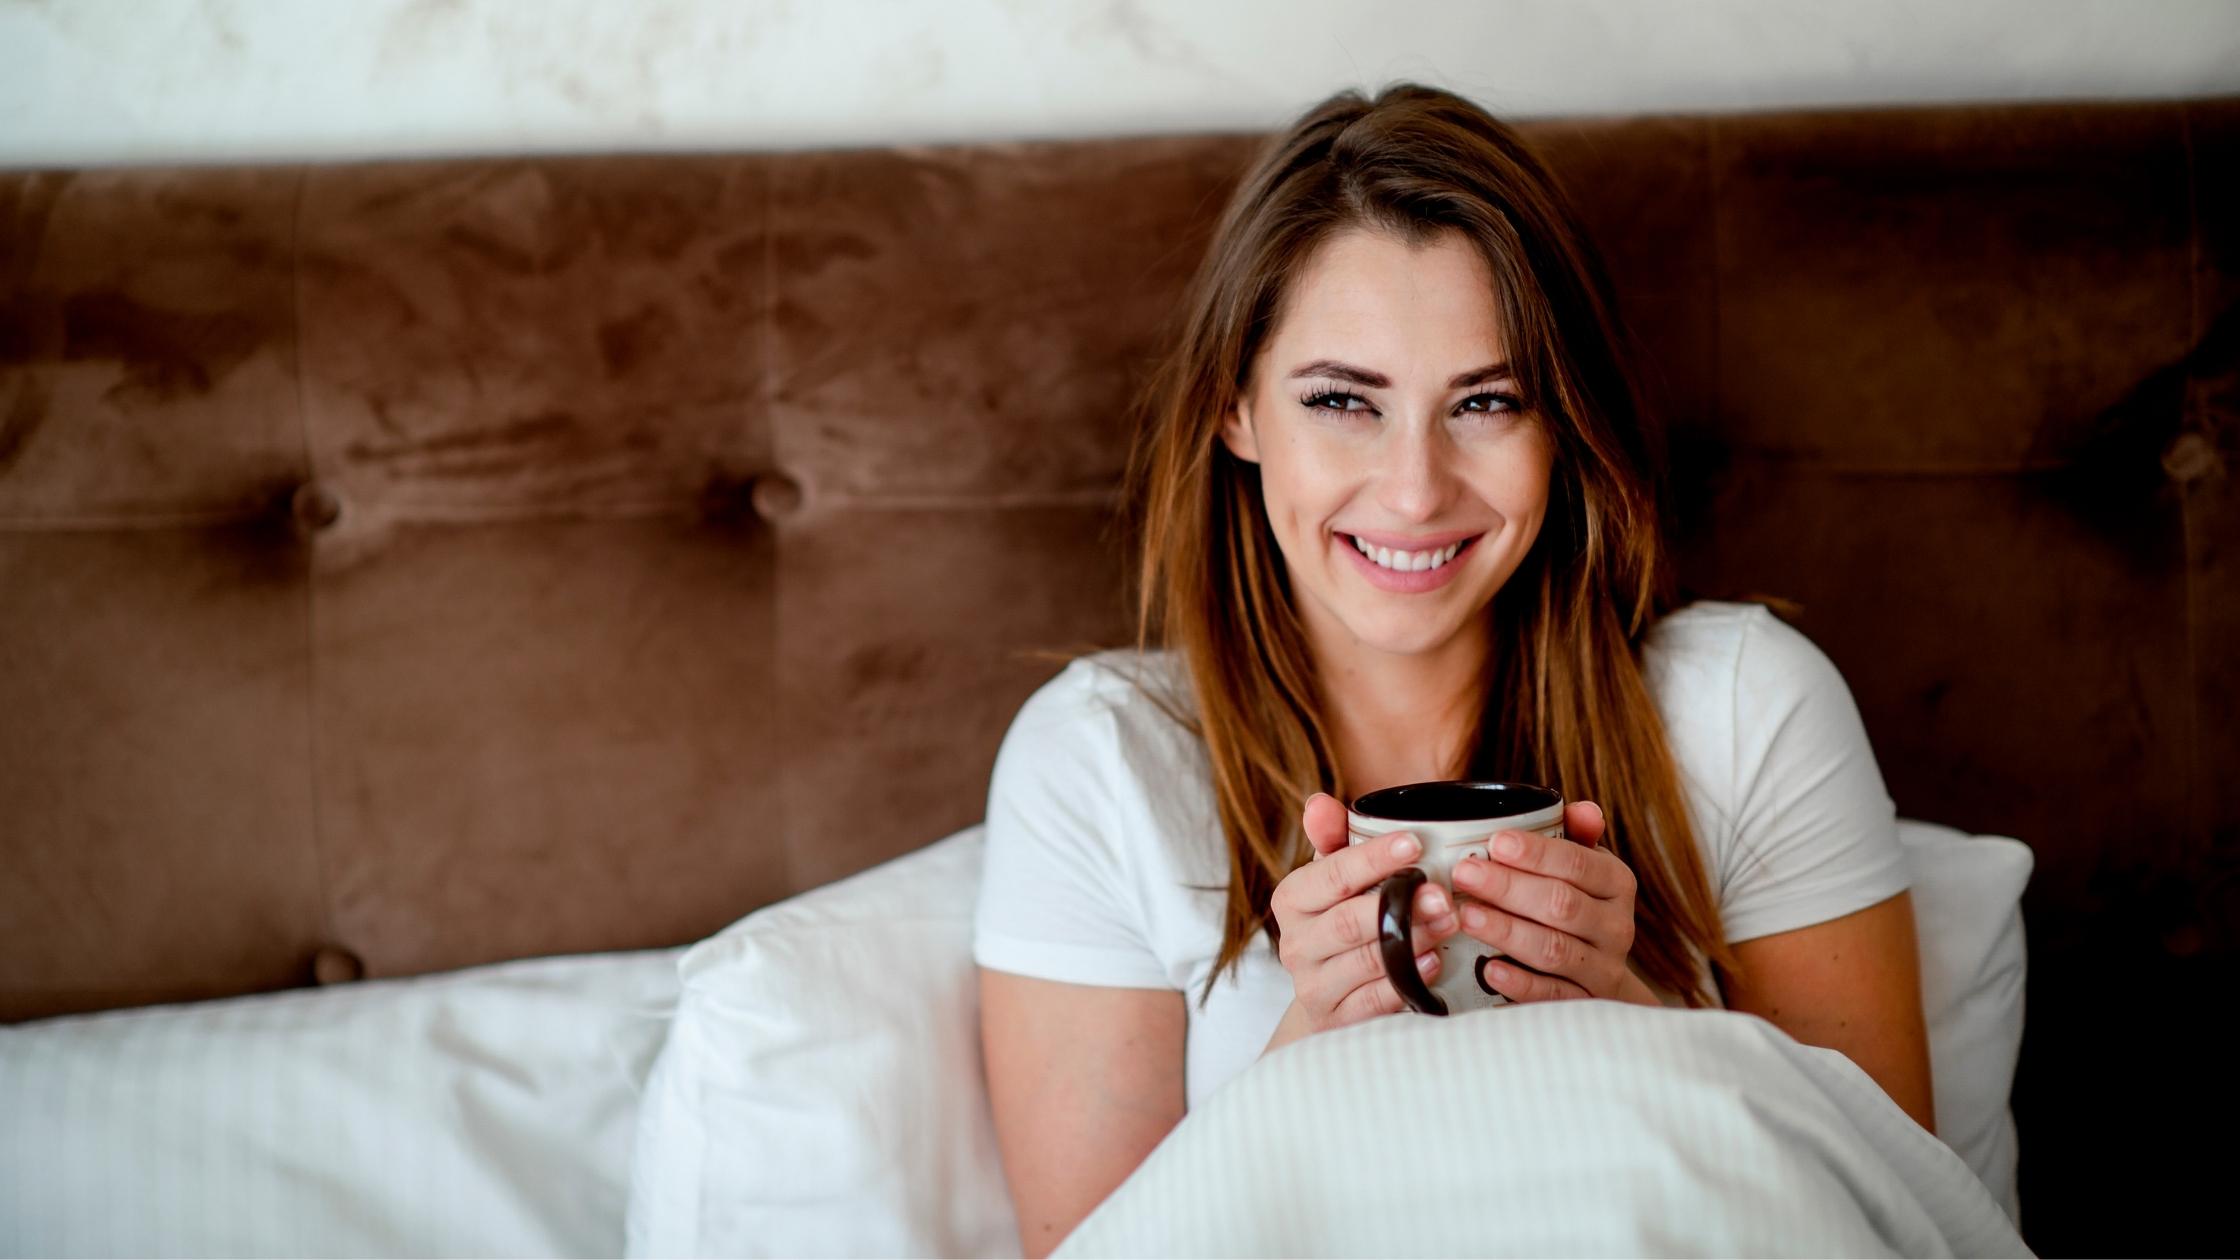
top-left (973, 82), bottom-right (1932, 1257)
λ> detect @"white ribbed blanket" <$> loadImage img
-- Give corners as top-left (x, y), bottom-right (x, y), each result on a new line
top-left (1055, 1001), bottom-right (2031, 1258)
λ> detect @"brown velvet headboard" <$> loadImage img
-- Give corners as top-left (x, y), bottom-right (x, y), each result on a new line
top-left (3, 98), bottom-right (2234, 1254)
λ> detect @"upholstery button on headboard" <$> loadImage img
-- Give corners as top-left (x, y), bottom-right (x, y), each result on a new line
top-left (750, 470), bottom-right (804, 521)
top-left (2163, 431), bottom-right (2222, 484)
top-left (290, 481), bottom-right (343, 533)
top-left (310, 946), bottom-right (365, 986)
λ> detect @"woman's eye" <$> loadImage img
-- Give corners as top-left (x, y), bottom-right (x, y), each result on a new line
top-left (1301, 390), bottom-right (1370, 413)
top-left (1460, 392), bottom-right (1522, 416)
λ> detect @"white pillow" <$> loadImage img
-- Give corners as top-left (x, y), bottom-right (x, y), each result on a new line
top-left (626, 818), bottom-right (2029, 1254)
top-left (0, 947), bottom-right (684, 1258)
top-left (1899, 819), bottom-right (2033, 1226)
top-left (625, 824), bottom-right (1017, 1259)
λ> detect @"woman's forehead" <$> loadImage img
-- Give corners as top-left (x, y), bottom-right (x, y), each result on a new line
top-left (1268, 227), bottom-right (1510, 379)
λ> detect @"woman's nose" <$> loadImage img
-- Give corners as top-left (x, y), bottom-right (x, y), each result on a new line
top-left (1377, 423), bottom-right (1456, 519)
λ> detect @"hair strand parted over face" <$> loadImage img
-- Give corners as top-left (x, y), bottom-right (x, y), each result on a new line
top-left (1118, 83), bottom-right (1739, 1009)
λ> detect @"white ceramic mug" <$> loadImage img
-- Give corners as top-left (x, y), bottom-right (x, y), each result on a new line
top-left (1345, 780), bottom-right (1568, 1016)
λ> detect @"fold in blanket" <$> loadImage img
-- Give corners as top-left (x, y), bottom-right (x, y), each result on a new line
top-left (1055, 1001), bottom-right (2032, 1258)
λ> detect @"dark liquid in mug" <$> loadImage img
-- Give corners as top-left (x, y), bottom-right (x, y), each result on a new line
top-left (1351, 780), bottom-right (1560, 822)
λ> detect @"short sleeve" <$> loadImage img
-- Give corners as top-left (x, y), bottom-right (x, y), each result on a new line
top-left (1717, 607), bottom-right (1913, 943)
top-left (972, 662), bottom-right (1172, 988)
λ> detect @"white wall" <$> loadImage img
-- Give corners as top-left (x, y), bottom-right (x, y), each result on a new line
top-left (3, 0), bottom-right (2238, 168)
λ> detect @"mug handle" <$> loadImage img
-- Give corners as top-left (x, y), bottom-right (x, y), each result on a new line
top-left (1377, 867), bottom-right (1449, 1017)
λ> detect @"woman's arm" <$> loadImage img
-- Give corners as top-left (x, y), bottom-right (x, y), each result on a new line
top-left (1720, 889), bottom-right (1937, 1134)
top-left (979, 967), bottom-right (1186, 1259)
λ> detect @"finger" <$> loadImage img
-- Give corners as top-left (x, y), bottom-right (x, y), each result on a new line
top-left (1478, 827), bottom-right (1633, 901)
top-left (1315, 934), bottom-right (1444, 1013)
top-left (1455, 900), bottom-right (1613, 987)
top-left (1303, 792), bottom-right (1350, 858)
top-left (1330, 960), bottom-right (1428, 1025)
top-left (1452, 855), bottom-right (1625, 949)
top-left (1313, 885), bottom-right (1459, 970)
top-left (1304, 880), bottom-right (1456, 964)
top-left (1291, 827), bottom-right (1424, 915)
top-left (1476, 955), bottom-right (1591, 1005)
top-left (1563, 800), bottom-right (1607, 849)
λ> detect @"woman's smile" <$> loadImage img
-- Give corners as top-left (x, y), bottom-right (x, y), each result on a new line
top-left (1333, 529), bottom-right (1482, 594)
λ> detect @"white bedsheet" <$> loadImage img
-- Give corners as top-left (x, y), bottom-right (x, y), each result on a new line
top-left (1054, 999), bottom-right (2032, 1258)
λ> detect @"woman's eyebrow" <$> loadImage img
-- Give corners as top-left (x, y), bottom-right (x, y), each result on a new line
top-left (1286, 359), bottom-right (1513, 389)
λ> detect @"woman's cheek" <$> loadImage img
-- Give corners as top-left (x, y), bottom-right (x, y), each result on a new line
top-left (1288, 435), bottom-right (1368, 504)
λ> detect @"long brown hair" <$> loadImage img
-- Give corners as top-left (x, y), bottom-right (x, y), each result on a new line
top-left (1117, 82), bottom-right (1741, 1009)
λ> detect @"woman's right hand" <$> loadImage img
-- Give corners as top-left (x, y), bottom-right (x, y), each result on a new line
top-left (1268, 791), bottom-right (1459, 1036)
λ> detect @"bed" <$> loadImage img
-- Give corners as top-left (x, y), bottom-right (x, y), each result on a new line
top-left (2, 95), bottom-right (2235, 1256)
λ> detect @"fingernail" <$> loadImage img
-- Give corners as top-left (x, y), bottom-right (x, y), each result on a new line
top-left (1391, 833), bottom-right (1420, 859)
top-left (1453, 857), bottom-right (1480, 883)
top-left (1423, 886), bottom-right (1449, 914)
top-left (1495, 832), bottom-right (1524, 859)
top-left (1463, 905), bottom-right (1489, 931)
top-left (1415, 949), bottom-right (1437, 976)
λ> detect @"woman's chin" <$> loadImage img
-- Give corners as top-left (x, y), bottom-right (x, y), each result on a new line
top-left (1342, 615), bottom-right (1475, 659)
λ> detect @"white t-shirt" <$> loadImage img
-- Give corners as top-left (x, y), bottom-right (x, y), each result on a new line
top-left (971, 599), bottom-right (1911, 1111)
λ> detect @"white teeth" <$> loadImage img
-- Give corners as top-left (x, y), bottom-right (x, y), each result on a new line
top-left (1349, 535), bottom-right (1467, 573)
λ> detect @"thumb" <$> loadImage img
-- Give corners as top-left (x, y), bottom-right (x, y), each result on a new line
top-left (1564, 799), bottom-right (1608, 849)
top-left (1302, 792), bottom-right (1350, 858)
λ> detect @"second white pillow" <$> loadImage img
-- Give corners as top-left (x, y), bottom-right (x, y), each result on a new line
top-left (624, 824), bottom-right (1018, 1259)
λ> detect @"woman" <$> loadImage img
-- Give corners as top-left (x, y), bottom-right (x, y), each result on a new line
top-left (974, 82), bottom-right (1933, 1257)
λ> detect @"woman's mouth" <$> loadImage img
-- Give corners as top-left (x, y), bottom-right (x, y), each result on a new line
top-left (1335, 531), bottom-right (1480, 593)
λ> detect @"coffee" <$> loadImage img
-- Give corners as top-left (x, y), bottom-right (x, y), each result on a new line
top-left (1352, 781), bottom-right (1561, 824)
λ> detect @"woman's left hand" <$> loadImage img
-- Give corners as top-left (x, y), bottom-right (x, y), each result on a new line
top-left (1448, 800), bottom-right (1663, 1007)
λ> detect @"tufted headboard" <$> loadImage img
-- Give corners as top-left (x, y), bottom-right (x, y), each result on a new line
top-left (3, 98), bottom-right (2235, 1253)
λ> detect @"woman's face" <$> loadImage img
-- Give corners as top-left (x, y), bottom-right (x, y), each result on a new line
top-left (1220, 226), bottom-right (1556, 662)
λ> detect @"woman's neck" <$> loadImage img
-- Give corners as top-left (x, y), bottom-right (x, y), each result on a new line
top-left (1312, 620), bottom-right (1491, 797)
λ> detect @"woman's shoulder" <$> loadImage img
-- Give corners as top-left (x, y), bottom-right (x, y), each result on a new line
top-left (1643, 597), bottom-right (1768, 657)
top-left (1001, 646), bottom-right (1199, 766)
top-left (991, 647), bottom-right (1220, 878)
top-left (1646, 605), bottom-right (1906, 943)
top-left (1018, 646), bottom-right (1194, 724)
top-left (1639, 599), bottom-right (1883, 849)
top-left (1643, 598), bottom-right (1844, 706)
top-left (1638, 598), bottom-right (1863, 818)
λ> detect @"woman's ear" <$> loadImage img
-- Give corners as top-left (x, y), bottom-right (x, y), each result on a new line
top-left (1218, 398), bottom-right (1262, 465)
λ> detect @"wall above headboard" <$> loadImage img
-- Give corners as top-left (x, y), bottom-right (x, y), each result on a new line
top-left (4, 0), bottom-right (2238, 168)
